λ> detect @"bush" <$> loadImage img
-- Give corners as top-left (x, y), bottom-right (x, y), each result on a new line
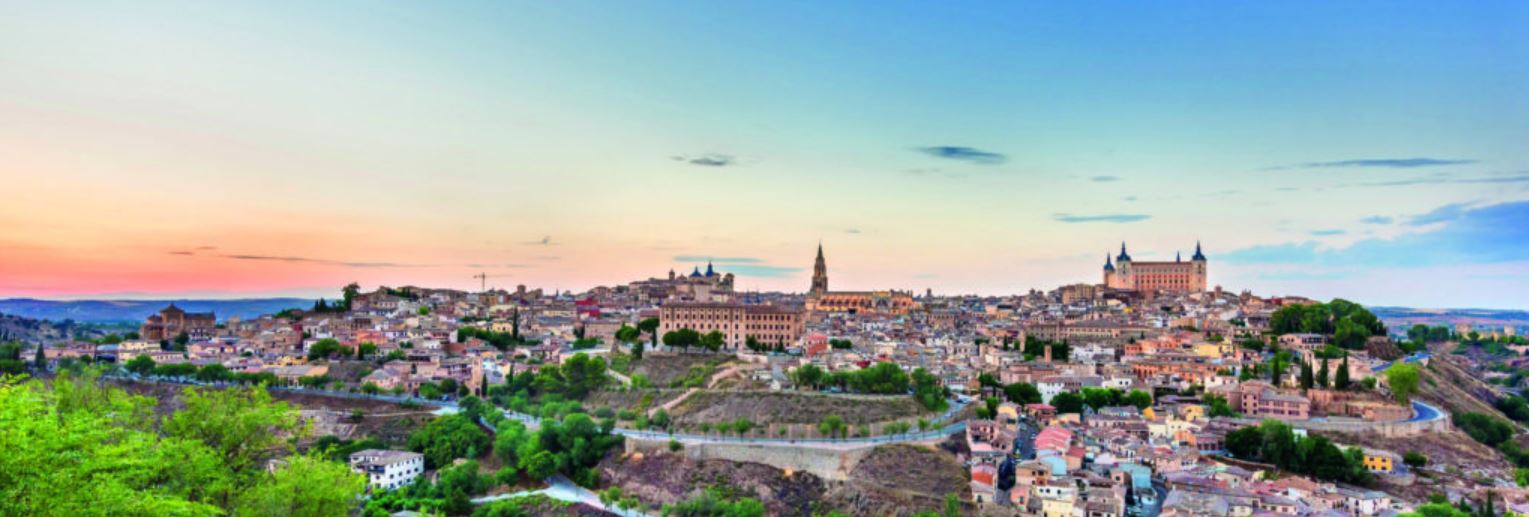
top-left (1403, 451), bottom-right (1427, 468)
top-left (669, 439), bottom-right (683, 452)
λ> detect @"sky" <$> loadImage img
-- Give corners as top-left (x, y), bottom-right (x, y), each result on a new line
top-left (1, 1), bottom-right (1527, 308)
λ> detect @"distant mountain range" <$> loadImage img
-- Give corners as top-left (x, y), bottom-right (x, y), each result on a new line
top-left (0, 298), bottom-right (314, 323)
top-left (1369, 306), bottom-right (1529, 328)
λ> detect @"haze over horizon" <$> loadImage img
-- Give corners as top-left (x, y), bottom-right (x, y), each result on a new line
top-left (3, 2), bottom-right (1527, 308)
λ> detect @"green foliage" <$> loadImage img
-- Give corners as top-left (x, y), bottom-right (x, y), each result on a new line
top-left (125, 354), bottom-right (157, 375)
top-left (1204, 394), bottom-right (1240, 417)
top-left (663, 328), bottom-right (701, 350)
top-left (1269, 299), bottom-right (1386, 349)
top-left (528, 352), bottom-right (609, 399)
top-left (661, 487), bottom-right (766, 517)
top-left (408, 413), bottom-right (491, 469)
top-left (1023, 336), bottom-right (1070, 362)
top-left (1050, 392), bottom-right (1085, 414)
top-left (1224, 420), bottom-right (1373, 485)
top-left (0, 369), bottom-right (363, 515)
top-left (848, 362), bottom-right (909, 394)
top-left (818, 415), bottom-right (847, 438)
top-left (153, 362), bottom-right (198, 378)
top-left (232, 454), bottom-right (367, 517)
top-left (306, 338), bottom-right (345, 361)
top-left (829, 338), bottom-right (853, 350)
top-left (1386, 362), bottom-right (1421, 403)
top-left (792, 364), bottom-right (826, 389)
top-left (912, 367), bottom-right (948, 411)
top-left (458, 326), bottom-right (528, 350)
top-left (491, 412), bottom-right (623, 488)
top-left (196, 363), bottom-right (233, 383)
top-left (1495, 396), bottom-right (1529, 422)
top-left (1403, 451), bottom-right (1427, 468)
top-left (1003, 382), bottom-right (1042, 405)
top-left (312, 434), bottom-right (386, 461)
top-left (1453, 411), bottom-right (1515, 447)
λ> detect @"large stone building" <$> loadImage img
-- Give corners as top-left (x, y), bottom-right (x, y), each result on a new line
top-left (628, 262), bottom-right (735, 303)
top-left (1102, 242), bottom-right (1207, 293)
top-left (804, 244), bottom-right (917, 315)
top-left (140, 304), bottom-right (216, 342)
top-left (658, 302), bottom-right (804, 349)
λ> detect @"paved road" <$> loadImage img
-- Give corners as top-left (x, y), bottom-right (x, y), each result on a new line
top-left (1408, 399), bottom-right (1443, 423)
top-left (471, 475), bottom-right (651, 517)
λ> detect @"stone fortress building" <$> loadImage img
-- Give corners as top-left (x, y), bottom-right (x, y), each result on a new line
top-left (1103, 242), bottom-right (1208, 293)
top-left (140, 303), bottom-right (216, 342)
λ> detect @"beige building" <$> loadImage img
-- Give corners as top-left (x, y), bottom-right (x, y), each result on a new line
top-left (805, 244), bottom-right (918, 315)
top-left (1103, 242), bottom-right (1207, 292)
top-left (659, 302), bottom-right (804, 349)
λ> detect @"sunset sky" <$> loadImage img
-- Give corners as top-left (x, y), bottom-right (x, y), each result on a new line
top-left (2, 2), bottom-right (1527, 308)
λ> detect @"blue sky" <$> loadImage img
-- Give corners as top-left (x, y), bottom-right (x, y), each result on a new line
top-left (1, 1), bottom-right (1526, 307)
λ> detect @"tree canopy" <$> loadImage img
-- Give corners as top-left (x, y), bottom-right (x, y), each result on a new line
top-left (0, 370), bottom-right (364, 515)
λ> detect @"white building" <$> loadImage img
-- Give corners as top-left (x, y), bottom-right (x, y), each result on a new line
top-left (349, 449), bottom-right (425, 491)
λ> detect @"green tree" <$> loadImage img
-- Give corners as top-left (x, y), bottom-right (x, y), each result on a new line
top-left (1335, 354), bottom-right (1352, 390)
top-left (637, 317), bottom-right (660, 347)
top-left (1404, 451), bottom-right (1428, 468)
top-left (306, 338), bottom-right (344, 361)
top-left (356, 342), bottom-right (377, 359)
top-left (699, 330), bottom-right (726, 352)
top-left (663, 328), bottom-right (700, 352)
top-left (818, 415), bottom-right (846, 438)
top-left (163, 385), bottom-right (304, 474)
top-left (1123, 390), bottom-right (1153, 410)
top-left (196, 364), bottom-right (233, 383)
top-left (793, 364), bottom-right (826, 390)
top-left (232, 453), bottom-right (366, 517)
top-left (1386, 362), bottom-right (1421, 403)
top-left (408, 414), bottom-right (491, 468)
top-left (1051, 392), bottom-right (1085, 414)
top-left (126, 354), bottom-right (157, 375)
top-left (1299, 360), bottom-right (1314, 390)
top-left (1317, 357), bottom-right (1330, 388)
top-left (1003, 382), bottom-right (1042, 405)
top-left (341, 283), bottom-right (361, 311)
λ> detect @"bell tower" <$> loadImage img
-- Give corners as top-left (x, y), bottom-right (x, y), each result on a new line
top-left (810, 243), bottom-right (828, 296)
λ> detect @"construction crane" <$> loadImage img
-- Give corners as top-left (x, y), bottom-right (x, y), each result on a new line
top-left (473, 272), bottom-right (488, 292)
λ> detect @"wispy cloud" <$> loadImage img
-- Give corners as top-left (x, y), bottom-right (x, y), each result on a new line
top-left (1408, 202), bottom-right (1473, 226)
top-left (673, 255), bottom-right (764, 264)
top-left (1359, 216), bottom-right (1393, 225)
top-left (727, 265), bottom-right (803, 278)
top-left (915, 146), bottom-right (1007, 165)
top-left (1052, 213), bottom-right (1151, 224)
top-left (1269, 157), bottom-right (1478, 170)
top-left (168, 251), bottom-right (195, 256)
top-left (222, 254), bottom-right (428, 268)
top-left (1090, 175), bottom-right (1120, 182)
top-left (1348, 173), bottom-right (1529, 188)
top-left (1310, 229), bottom-right (1346, 236)
top-left (521, 236), bottom-right (555, 246)
top-left (845, 228), bottom-right (862, 234)
top-left (1221, 201), bottom-right (1529, 268)
top-left (672, 153), bottom-right (736, 167)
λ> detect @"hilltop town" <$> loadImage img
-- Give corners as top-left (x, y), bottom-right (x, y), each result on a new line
top-left (7, 242), bottom-right (1529, 517)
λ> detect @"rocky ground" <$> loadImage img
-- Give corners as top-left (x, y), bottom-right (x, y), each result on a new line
top-left (626, 353), bottom-right (730, 388)
top-left (598, 441), bottom-right (971, 517)
top-left (670, 390), bottom-right (933, 428)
